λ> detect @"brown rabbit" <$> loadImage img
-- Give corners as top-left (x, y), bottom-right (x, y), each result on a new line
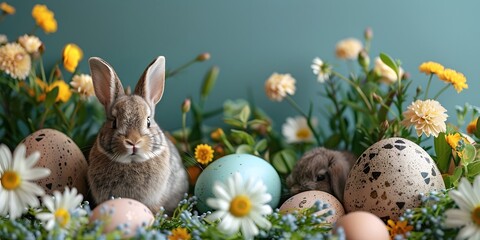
top-left (87, 56), bottom-right (188, 214)
top-left (286, 147), bottom-right (356, 203)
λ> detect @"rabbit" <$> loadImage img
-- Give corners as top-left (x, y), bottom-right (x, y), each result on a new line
top-left (286, 147), bottom-right (356, 203)
top-left (87, 56), bottom-right (188, 214)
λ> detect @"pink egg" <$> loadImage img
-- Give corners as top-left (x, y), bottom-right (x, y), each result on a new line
top-left (335, 211), bottom-right (389, 240)
top-left (279, 190), bottom-right (345, 223)
top-left (90, 198), bottom-right (154, 238)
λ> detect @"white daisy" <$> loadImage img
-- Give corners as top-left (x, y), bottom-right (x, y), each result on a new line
top-left (206, 172), bottom-right (273, 239)
top-left (311, 57), bottom-right (331, 83)
top-left (0, 144), bottom-right (51, 220)
top-left (444, 176), bottom-right (480, 240)
top-left (36, 187), bottom-right (85, 230)
top-left (282, 116), bottom-right (317, 144)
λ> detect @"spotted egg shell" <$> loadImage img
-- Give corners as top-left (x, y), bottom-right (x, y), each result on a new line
top-left (343, 137), bottom-right (445, 221)
top-left (22, 128), bottom-right (88, 196)
top-left (279, 190), bottom-right (345, 223)
top-left (90, 198), bottom-right (154, 238)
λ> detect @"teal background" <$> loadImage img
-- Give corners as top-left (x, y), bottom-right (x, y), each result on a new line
top-left (3, 0), bottom-right (479, 132)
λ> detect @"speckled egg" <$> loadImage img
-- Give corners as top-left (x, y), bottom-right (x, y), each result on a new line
top-left (194, 154), bottom-right (281, 213)
top-left (90, 198), bottom-right (154, 238)
top-left (343, 137), bottom-right (445, 221)
top-left (279, 190), bottom-right (345, 223)
top-left (22, 128), bottom-right (88, 196)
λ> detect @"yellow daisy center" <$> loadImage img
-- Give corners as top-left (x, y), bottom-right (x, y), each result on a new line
top-left (229, 195), bottom-right (252, 217)
top-left (194, 144), bottom-right (214, 165)
top-left (472, 206), bottom-right (480, 226)
top-left (54, 208), bottom-right (71, 228)
top-left (1, 171), bottom-right (21, 190)
top-left (296, 128), bottom-right (311, 139)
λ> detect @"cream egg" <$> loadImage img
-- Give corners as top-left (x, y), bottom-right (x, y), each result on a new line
top-left (334, 211), bottom-right (389, 240)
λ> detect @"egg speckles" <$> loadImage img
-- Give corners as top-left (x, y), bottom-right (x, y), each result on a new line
top-left (343, 137), bottom-right (445, 221)
top-left (22, 129), bottom-right (88, 196)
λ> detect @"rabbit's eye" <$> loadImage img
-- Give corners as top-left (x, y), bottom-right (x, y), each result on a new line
top-left (316, 174), bottom-right (326, 181)
top-left (112, 118), bottom-right (117, 129)
top-left (147, 117), bottom-right (151, 128)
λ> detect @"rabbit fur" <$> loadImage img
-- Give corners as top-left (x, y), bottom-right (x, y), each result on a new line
top-left (87, 56), bottom-right (188, 214)
top-left (286, 147), bottom-right (356, 203)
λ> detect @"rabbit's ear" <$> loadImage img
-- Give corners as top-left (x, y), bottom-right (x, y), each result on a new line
top-left (327, 157), bottom-right (350, 202)
top-left (134, 56), bottom-right (165, 108)
top-left (89, 57), bottom-right (124, 109)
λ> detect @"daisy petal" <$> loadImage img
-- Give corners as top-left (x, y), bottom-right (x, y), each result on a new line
top-left (457, 224), bottom-right (477, 240)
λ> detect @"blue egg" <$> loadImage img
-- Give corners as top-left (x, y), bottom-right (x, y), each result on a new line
top-left (194, 154), bottom-right (281, 213)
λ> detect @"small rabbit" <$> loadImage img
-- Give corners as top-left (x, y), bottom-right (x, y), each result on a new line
top-left (286, 147), bottom-right (356, 203)
top-left (87, 56), bottom-right (188, 214)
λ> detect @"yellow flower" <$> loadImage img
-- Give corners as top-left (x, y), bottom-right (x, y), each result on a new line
top-left (419, 61), bottom-right (444, 75)
top-left (401, 99), bottom-right (448, 137)
top-left (0, 43), bottom-right (31, 80)
top-left (62, 44), bottom-right (83, 73)
top-left (335, 38), bottom-right (363, 60)
top-left (467, 118), bottom-right (478, 135)
top-left (210, 128), bottom-right (225, 141)
top-left (194, 144), bottom-right (214, 165)
top-left (0, 2), bottom-right (15, 15)
top-left (48, 80), bottom-right (72, 103)
top-left (70, 74), bottom-right (95, 98)
top-left (168, 227), bottom-right (191, 240)
top-left (445, 133), bottom-right (462, 150)
top-left (438, 68), bottom-right (468, 93)
top-left (386, 220), bottom-right (413, 239)
top-left (264, 73), bottom-right (296, 101)
top-left (31, 4), bottom-right (57, 34)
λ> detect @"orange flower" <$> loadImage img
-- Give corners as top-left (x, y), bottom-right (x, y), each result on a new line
top-left (31, 4), bottom-right (57, 34)
top-left (62, 44), bottom-right (83, 73)
top-left (0, 2), bottom-right (15, 15)
top-left (168, 227), bottom-right (191, 240)
top-left (386, 220), bottom-right (413, 239)
top-left (194, 144), bottom-right (214, 165)
top-left (210, 128), bottom-right (225, 141)
top-left (467, 118), bottom-right (478, 135)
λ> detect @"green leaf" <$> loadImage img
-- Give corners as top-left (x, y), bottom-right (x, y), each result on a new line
top-left (475, 118), bottom-right (480, 138)
top-left (272, 149), bottom-right (297, 174)
top-left (231, 129), bottom-right (255, 146)
top-left (237, 105), bottom-right (251, 127)
top-left (467, 161), bottom-right (480, 177)
top-left (44, 87), bottom-right (59, 108)
top-left (461, 144), bottom-right (476, 165)
top-left (324, 134), bottom-right (341, 149)
top-left (254, 139), bottom-right (268, 152)
top-left (200, 66), bottom-right (219, 99)
top-left (434, 133), bottom-right (453, 173)
top-left (224, 118), bottom-right (245, 128)
top-left (379, 53), bottom-right (399, 79)
top-left (236, 144), bottom-right (253, 154)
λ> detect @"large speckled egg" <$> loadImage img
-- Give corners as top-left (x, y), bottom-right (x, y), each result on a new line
top-left (344, 137), bottom-right (445, 221)
top-left (194, 154), bottom-right (281, 213)
top-left (90, 198), bottom-right (154, 238)
top-left (334, 211), bottom-right (389, 240)
top-left (22, 129), bottom-right (88, 196)
top-left (279, 190), bottom-right (345, 223)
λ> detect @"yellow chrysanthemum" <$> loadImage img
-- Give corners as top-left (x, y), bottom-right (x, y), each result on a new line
top-left (62, 43), bottom-right (83, 73)
top-left (194, 144), bottom-right (214, 165)
top-left (438, 68), bottom-right (468, 93)
top-left (467, 118), bottom-right (478, 135)
top-left (445, 133), bottom-right (462, 150)
top-left (168, 227), bottom-right (191, 240)
top-left (419, 61), bottom-right (444, 75)
top-left (401, 99), bottom-right (448, 137)
top-left (386, 220), bottom-right (413, 239)
top-left (0, 43), bottom-right (31, 80)
top-left (0, 2), bottom-right (15, 15)
top-left (31, 4), bottom-right (57, 34)
top-left (48, 80), bottom-right (72, 103)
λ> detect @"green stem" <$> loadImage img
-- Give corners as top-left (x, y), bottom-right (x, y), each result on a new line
top-left (433, 85), bottom-right (451, 100)
top-left (285, 96), bottom-right (321, 146)
top-left (332, 70), bottom-right (373, 112)
top-left (54, 104), bottom-right (70, 131)
top-left (181, 112), bottom-right (190, 152)
top-left (39, 57), bottom-right (47, 83)
top-left (424, 74), bottom-right (433, 100)
top-left (221, 134), bottom-right (235, 153)
top-left (327, 80), bottom-right (349, 148)
top-left (68, 101), bottom-right (82, 131)
top-left (167, 59), bottom-right (197, 78)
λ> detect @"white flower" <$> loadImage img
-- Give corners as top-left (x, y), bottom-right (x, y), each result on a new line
top-left (444, 176), bottom-right (480, 240)
top-left (401, 99), bottom-right (448, 138)
top-left (70, 74), bottom-right (95, 98)
top-left (36, 187), bottom-right (85, 230)
top-left (18, 34), bottom-right (42, 54)
top-left (311, 57), bottom-right (331, 83)
top-left (282, 116), bottom-right (317, 143)
top-left (0, 144), bottom-right (50, 220)
top-left (335, 38), bottom-right (363, 60)
top-left (206, 172), bottom-right (273, 239)
top-left (0, 34), bottom-right (7, 44)
top-left (264, 73), bottom-right (296, 101)
top-left (0, 43), bottom-right (31, 80)
top-left (374, 57), bottom-right (404, 84)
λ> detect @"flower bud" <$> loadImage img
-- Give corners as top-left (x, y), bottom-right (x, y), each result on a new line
top-left (201, 66), bottom-right (219, 99)
top-left (196, 52), bottom-right (210, 62)
top-left (181, 98), bottom-right (191, 113)
top-left (358, 49), bottom-right (370, 70)
top-left (372, 92), bottom-right (382, 103)
top-left (416, 86), bottom-right (422, 96)
top-left (381, 120), bottom-right (389, 131)
top-left (210, 128), bottom-right (225, 141)
top-left (364, 27), bottom-right (373, 40)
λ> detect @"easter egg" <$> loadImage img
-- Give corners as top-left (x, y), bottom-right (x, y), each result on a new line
top-left (343, 137), bottom-right (445, 221)
top-left (194, 154), bottom-right (281, 213)
top-left (90, 198), bottom-right (154, 238)
top-left (279, 190), bottom-right (345, 223)
top-left (22, 128), bottom-right (88, 196)
top-left (334, 211), bottom-right (389, 240)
